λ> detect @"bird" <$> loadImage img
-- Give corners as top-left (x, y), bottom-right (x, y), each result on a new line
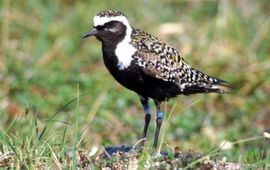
top-left (82, 9), bottom-right (229, 148)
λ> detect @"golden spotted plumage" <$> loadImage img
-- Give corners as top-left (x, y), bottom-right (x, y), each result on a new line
top-left (96, 10), bottom-right (126, 17)
top-left (130, 28), bottom-right (228, 92)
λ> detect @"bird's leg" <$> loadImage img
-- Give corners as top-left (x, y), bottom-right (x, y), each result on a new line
top-left (153, 100), bottom-right (163, 149)
top-left (140, 96), bottom-right (151, 146)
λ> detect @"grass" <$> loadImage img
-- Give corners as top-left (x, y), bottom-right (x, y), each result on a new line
top-left (1, 0), bottom-right (270, 168)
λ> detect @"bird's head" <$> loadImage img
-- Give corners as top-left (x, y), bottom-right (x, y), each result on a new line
top-left (82, 10), bottom-right (132, 44)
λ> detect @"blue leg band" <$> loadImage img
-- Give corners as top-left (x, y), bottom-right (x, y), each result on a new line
top-left (157, 111), bottom-right (163, 119)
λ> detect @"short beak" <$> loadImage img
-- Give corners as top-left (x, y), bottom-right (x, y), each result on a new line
top-left (81, 28), bottom-right (98, 39)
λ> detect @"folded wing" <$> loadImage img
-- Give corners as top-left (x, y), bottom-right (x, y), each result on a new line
top-left (131, 29), bottom-right (230, 94)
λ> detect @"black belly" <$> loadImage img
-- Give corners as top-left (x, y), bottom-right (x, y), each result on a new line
top-left (105, 62), bottom-right (180, 101)
top-left (101, 45), bottom-right (180, 101)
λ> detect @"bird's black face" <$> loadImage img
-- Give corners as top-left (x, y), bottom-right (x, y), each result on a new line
top-left (82, 21), bottom-right (127, 44)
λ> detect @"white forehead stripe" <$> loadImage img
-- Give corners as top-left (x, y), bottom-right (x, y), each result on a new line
top-left (93, 15), bottom-right (130, 27)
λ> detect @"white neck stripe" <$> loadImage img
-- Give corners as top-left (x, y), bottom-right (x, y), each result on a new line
top-left (93, 15), bottom-right (136, 70)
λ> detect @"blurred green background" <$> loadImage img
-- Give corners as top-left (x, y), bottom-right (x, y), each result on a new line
top-left (0, 0), bottom-right (269, 164)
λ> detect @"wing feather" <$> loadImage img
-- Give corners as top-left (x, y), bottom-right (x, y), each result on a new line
top-left (131, 28), bottom-right (185, 82)
top-left (133, 50), bottom-right (177, 81)
top-left (130, 28), bottom-right (230, 93)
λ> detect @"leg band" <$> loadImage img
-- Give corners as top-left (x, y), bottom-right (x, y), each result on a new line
top-left (156, 111), bottom-right (163, 119)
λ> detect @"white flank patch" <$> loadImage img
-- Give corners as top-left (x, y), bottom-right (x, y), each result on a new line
top-left (93, 15), bottom-right (136, 70)
top-left (179, 83), bottom-right (186, 91)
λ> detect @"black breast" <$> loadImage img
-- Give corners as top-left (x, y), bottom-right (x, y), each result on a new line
top-left (101, 44), bottom-right (180, 101)
top-left (101, 44), bottom-right (145, 93)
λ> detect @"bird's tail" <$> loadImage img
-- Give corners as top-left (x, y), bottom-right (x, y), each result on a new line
top-left (180, 68), bottom-right (231, 95)
top-left (200, 77), bottom-right (231, 94)
top-left (181, 78), bottom-right (231, 95)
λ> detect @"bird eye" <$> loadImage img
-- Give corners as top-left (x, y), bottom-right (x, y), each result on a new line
top-left (108, 27), bottom-right (118, 33)
top-left (104, 21), bottom-right (121, 33)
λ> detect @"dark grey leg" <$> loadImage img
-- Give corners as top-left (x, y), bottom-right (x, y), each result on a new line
top-left (140, 96), bottom-right (151, 146)
top-left (153, 100), bottom-right (163, 149)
